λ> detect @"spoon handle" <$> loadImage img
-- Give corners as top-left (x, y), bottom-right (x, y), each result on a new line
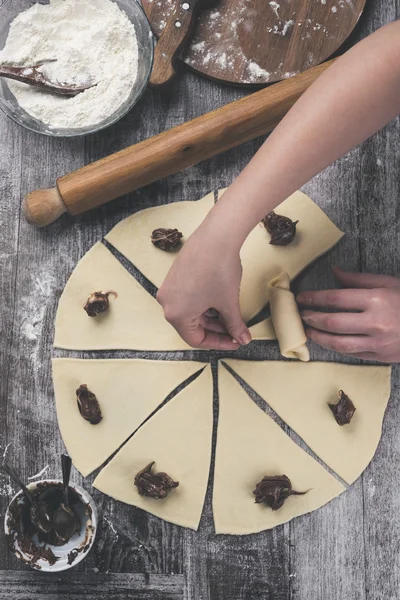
top-left (0, 63), bottom-right (94, 96)
top-left (61, 454), bottom-right (72, 505)
top-left (0, 462), bottom-right (35, 505)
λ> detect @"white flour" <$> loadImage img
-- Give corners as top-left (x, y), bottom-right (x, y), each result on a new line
top-left (0, 0), bottom-right (139, 130)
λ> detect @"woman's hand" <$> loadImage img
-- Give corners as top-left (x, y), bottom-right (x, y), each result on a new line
top-left (157, 220), bottom-right (252, 350)
top-left (297, 267), bottom-right (400, 362)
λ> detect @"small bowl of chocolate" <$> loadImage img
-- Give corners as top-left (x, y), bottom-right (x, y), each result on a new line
top-left (4, 479), bottom-right (97, 572)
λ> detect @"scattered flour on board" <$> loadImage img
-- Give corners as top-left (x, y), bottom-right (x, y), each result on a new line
top-left (269, 1), bottom-right (280, 19)
top-left (267, 20), bottom-right (294, 36)
top-left (0, 0), bottom-right (139, 130)
top-left (217, 53), bottom-right (228, 69)
top-left (281, 20), bottom-right (294, 35)
top-left (247, 62), bottom-right (271, 82)
top-left (191, 41), bottom-right (206, 53)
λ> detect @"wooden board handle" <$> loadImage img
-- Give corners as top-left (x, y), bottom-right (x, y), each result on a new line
top-left (24, 60), bottom-right (334, 227)
top-left (149, 0), bottom-right (203, 90)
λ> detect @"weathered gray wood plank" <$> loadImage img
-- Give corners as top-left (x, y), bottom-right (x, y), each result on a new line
top-left (0, 114), bottom-right (22, 568)
top-left (0, 571), bottom-right (184, 599)
top-left (289, 1), bottom-right (399, 596)
top-left (0, 128), bottom-right (86, 572)
top-left (358, 104), bottom-right (400, 600)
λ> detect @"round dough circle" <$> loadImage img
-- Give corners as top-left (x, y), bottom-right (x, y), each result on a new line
top-left (52, 191), bottom-right (391, 533)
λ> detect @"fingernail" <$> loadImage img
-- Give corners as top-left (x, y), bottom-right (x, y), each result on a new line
top-left (301, 313), bottom-right (311, 323)
top-left (239, 330), bottom-right (252, 345)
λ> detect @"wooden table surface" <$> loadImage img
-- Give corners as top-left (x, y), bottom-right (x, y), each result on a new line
top-left (0, 1), bottom-right (399, 598)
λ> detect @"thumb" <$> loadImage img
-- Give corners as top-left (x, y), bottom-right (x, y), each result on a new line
top-left (333, 266), bottom-right (399, 289)
top-left (219, 302), bottom-right (252, 345)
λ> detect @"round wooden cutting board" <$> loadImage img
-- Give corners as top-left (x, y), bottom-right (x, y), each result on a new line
top-left (142, 0), bottom-right (366, 85)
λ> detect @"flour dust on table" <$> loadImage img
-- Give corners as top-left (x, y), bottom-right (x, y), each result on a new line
top-left (0, 0), bottom-right (139, 129)
top-left (52, 190), bottom-right (392, 534)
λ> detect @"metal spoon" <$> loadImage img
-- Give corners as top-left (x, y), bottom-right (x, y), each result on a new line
top-left (52, 454), bottom-right (79, 543)
top-left (0, 462), bottom-right (53, 534)
top-left (0, 60), bottom-right (96, 96)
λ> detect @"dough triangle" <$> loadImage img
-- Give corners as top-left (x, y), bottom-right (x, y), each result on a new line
top-left (249, 317), bottom-right (276, 340)
top-left (53, 242), bottom-right (191, 351)
top-left (52, 358), bottom-right (206, 477)
top-left (214, 364), bottom-right (345, 534)
top-left (93, 366), bottom-right (213, 530)
top-left (223, 359), bottom-right (391, 484)
top-left (105, 193), bottom-right (215, 289)
top-left (234, 190), bottom-right (344, 321)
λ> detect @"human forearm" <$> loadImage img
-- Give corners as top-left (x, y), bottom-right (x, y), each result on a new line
top-left (157, 21), bottom-right (400, 350)
top-left (203, 21), bottom-right (400, 247)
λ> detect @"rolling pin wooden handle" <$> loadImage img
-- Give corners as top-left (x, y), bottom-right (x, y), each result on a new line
top-left (23, 60), bottom-right (335, 227)
top-left (23, 187), bottom-right (67, 227)
top-left (149, 0), bottom-right (203, 90)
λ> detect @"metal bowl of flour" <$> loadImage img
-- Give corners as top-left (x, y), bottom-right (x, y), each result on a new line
top-left (0, 0), bottom-right (154, 137)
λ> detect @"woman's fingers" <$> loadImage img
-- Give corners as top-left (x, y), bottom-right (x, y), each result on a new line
top-left (218, 304), bottom-right (252, 345)
top-left (297, 288), bottom-right (370, 310)
top-left (176, 318), bottom-right (240, 350)
top-left (200, 315), bottom-right (228, 334)
top-left (198, 330), bottom-right (241, 350)
top-left (301, 310), bottom-right (369, 334)
top-left (305, 327), bottom-right (371, 354)
top-left (333, 266), bottom-right (399, 289)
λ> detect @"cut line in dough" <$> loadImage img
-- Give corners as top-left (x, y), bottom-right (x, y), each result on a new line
top-left (93, 366), bottom-right (213, 530)
top-left (53, 242), bottom-right (192, 351)
top-left (52, 358), bottom-right (207, 477)
top-left (223, 359), bottom-right (391, 484)
top-left (213, 364), bottom-right (345, 534)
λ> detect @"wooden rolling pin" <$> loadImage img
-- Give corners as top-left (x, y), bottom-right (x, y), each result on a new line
top-left (24, 60), bottom-right (334, 227)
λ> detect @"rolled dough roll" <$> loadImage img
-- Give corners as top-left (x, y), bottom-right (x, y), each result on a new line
top-left (268, 271), bottom-right (309, 361)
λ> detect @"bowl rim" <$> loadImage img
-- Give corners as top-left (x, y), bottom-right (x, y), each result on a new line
top-left (4, 479), bottom-right (98, 572)
top-left (0, 0), bottom-right (154, 138)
